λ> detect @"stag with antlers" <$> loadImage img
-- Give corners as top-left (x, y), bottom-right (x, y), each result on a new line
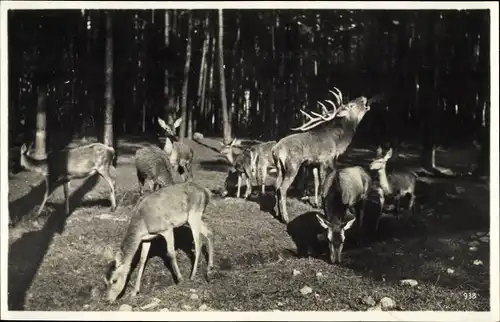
top-left (271, 87), bottom-right (372, 224)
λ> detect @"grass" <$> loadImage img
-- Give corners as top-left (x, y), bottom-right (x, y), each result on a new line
top-left (7, 136), bottom-right (490, 312)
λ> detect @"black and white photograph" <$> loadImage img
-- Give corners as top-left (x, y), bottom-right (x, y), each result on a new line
top-left (1, 1), bottom-right (499, 320)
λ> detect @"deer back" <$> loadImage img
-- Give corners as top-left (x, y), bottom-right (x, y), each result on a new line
top-left (135, 182), bottom-right (211, 233)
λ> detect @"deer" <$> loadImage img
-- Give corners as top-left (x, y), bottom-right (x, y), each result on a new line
top-left (219, 138), bottom-right (257, 199)
top-left (369, 147), bottom-right (418, 231)
top-left (104, 182), bottom-right (214, 303)
top-left (19, 142), bottom-right (117, 216)
top-left (220, 138), bottom-right (278, 197)
top-left (252, 140), bottom-right (278, 194)
top-left (316, 165), bottom-right (372, 264)
top-left (134, 145), bottom-right (185, 195)
top-left (271, 87), bottom-right (372, 223)
top-left (158, 117), bottom-right (194, 181)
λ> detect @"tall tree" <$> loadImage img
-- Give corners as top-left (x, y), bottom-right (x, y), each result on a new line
top-left (103, 11), bottom-right (114, 149)
top-left (196, 12), bottom-right (210, 134)
top-left (218, 9), bottom-right (231, 143)
top-left (179, 11), bottom-right (193, 142)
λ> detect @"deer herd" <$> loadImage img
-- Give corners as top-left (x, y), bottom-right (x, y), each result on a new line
top-left (17, 87), bottom-right (418, 303)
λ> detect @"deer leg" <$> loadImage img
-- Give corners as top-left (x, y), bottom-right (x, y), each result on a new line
top-left (98, 169), bottom-right (117, 211)
top-left (161, 230), bottom-right (184, 283)
top-left (37, 176), bottom-right (51, 216)
top-left (188, 216), bottom-right (202, 280)
top-left (394, 195), bottom-right (401, 214)
top-left (131, 241), bottom-right (151, 297)
top-left (137, 171), bottom-right (145, 196)
top-left (313, 167), bottom-right (320, 207)
top-left (278, 165), bottom-right (300, 224)
top-left (408, 193), bottom-right (416, 215)
top-left (260, 165), bottom-right (267, 195)
top-left (236, 174), bottom-right (242, 198)
top-left (244, 175), bottom-right (252, 199)
top-left (63, 181), bottom-right (70, 215)
top-left (200, 221), bottom-right (214, 281)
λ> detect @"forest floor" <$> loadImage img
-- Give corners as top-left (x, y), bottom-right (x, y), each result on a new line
top-left (7, 135), bottom-right (491, 312)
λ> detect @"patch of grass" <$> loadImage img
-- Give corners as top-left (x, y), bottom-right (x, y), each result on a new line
top-left (8, 136), bottom-right (490, 312)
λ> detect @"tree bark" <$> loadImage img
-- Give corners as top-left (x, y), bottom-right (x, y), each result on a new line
top-left (218, 9), bottom-right (231, 144)
top-left (33, 84), bottom-right (48, 159)
top-left (164, 10), bottom-right (170, 120)
top-left (196, 13), bottom-right (210, 135)
top-left (179, 11), bottom-right (193, 142)
top-left (103, 11), bottom-right (114, 149)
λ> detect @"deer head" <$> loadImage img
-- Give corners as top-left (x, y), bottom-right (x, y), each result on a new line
top-left (219, 138), bottom-right (241, 165)
top-left (292, 87), bottom-right (371, 132)
top-left (316, 213), bottom-right (356, 264)
top-left (369, 148), bottom-right (393, 171)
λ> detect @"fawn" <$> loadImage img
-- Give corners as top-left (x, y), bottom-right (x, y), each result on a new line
top-left (219, 138), bottom-right (256, 198)
top-left (369, 147), bottom-right (417, 231)
top-left (105, 182), bottom-right (214, 302)
top-left (316, 166), bottom-right (371, 264)
top-left (19, 142), bottom-right (117, 216)
top-left (158, 117), bottom-right (194, 181)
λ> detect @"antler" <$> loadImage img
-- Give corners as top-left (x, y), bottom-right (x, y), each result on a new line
top-left (291, 87), bottom-right (345, 132)
top-left (328, 87), bottom-right (343, 106)
top-left (292, 101), bottom-right (340, 131)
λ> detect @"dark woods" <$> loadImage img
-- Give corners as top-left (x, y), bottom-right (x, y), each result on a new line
top-left (8, 9), bottom-right (491, 174)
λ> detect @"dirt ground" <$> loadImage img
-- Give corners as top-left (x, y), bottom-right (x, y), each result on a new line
top-left (7, 136), bottom-right (490, 312)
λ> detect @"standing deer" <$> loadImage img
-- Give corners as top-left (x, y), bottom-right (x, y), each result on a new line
top-left (104, 182), bottom-right (214, 302)
top-left (316, 165), bottom-right (372, 264)
top-left (19, 142), bottom-right (117, 216)
top-left (219, 138), bottom-right (257, 198)
top-left (220, 139), bottom-right (278, 197)
top-left (252, 140), bottom-right (278, 194)
top-left (158, 117), bottom-right (194, 181)
top-left (272, 88), bottom-right (372, 223)
top-left (369, 147), bottom-right (418, 231)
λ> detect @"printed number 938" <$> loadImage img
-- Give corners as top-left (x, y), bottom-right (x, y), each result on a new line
top-left (463, 292), bottom-right (478, 300)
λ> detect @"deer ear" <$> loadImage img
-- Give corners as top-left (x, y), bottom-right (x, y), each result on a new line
top-left (384, 148), bottom-right (393, 160)
top-left (376, 146), bottom-right (383, 158)
top-left (173, 117), bottom-right (183, 129)
top-left (164, 137), bottom-right (173, 154)
top-left (336, 109), bottom-right (349, 118)
top-left (316, 214), bottom-right (329, 229)
top-left (343, 217), bottom-right (356, 231)
top-left (158, 117), bottom-right (168, 130)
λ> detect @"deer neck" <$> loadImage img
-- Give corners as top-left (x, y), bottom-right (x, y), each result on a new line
top-left (119, 224), bottom-right (145, 268)
top-left (377, 168), bottom-right (392, 195)
top-left (225, 150), bottom-right (235, 165)
top-left (20, 152), bottom-right (48, 175)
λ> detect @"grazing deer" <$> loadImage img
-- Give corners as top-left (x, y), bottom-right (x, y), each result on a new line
top-left (19, 142), bottom-right (117, 216)
top-left (134, 145), bottom-right (185, 195)
top-left (272, 87), bottom-right (372, 223)
top-left (369, 147), bottom-right (417, 231)
top-left (219, 138), bottom-right (257, 198)
top-left (158, 117), bottom-right (194, 181)
top-left (104, 182), bottom-right (214, 302)
top-left (316, 165), bottom-right (372, 264)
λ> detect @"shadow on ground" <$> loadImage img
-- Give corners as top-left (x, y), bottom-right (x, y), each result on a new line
top-left (8, 174), bottom-right (105, 310)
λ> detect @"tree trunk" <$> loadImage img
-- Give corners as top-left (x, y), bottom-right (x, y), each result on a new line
top-left (164, 10), bottom-right (170, 120)
top-left (196, 13), bottom-right (210, 135)
top-left (103, 11), bottom-right (114, 149)
top-left (33, 84), bottom-right (48, 159)
top-left (179, 11), bottom-right (193, 142)
top-left (218, 9), bottom-right (231, 144)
